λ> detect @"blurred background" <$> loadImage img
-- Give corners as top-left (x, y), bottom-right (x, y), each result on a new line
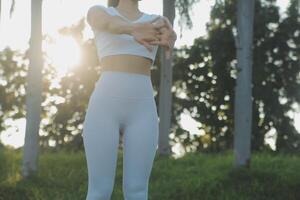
top-left (0, 0), bottom-right (297, 155)
top-left (0, 0), bottom-right (299, 199)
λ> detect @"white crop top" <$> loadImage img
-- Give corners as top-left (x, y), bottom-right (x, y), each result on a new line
top-left (89, 5), bottom-right (161, 64)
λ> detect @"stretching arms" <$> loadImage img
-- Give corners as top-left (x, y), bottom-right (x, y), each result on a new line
top-left (87, 5), bottom-right (163, 51)
top-left (150, 16), bottom-right (177, 59)
top-left (86, 5), bottom-right (177, 57)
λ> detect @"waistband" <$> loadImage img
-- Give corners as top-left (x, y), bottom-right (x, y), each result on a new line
top-left (94, 71), bottom-right (155, 99)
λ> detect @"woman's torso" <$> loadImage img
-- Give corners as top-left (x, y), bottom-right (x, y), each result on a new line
top-left (100, 55), bottom-right (152, 76)
top-left (93, 7), bottom-right (156, 76)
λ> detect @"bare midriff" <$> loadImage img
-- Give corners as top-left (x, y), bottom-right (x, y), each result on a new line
top-left (99, 55), bottom-right (153, 76)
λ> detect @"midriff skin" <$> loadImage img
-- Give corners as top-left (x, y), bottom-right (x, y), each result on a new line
top-left (100, 54), bottom-right (152, 76)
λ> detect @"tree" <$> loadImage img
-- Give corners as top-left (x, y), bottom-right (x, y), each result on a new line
top-left (0, 0), bottom-right (43, 177)
top-left (21, 0), bottom-right (43, 178)
top-left (158, 0), bottom-right (176, 155)
top-left (171, 0), bottom-right (300, 155)
top-left (156, 0), bottom-right (201, 156)
top-left (233, 0), bottom-right (255, 167)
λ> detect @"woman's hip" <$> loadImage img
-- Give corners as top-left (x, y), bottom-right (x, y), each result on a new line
top-left (93, 71), bottom-right (155, 99)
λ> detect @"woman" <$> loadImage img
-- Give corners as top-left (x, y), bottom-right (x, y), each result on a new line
top-left (83, 0), bottom-right (177, 199)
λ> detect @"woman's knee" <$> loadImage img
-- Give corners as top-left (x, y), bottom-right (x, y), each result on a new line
top-left (123, 181), bottom-right (148, 200)
top-left (86, 184), bottom-right (114, 200)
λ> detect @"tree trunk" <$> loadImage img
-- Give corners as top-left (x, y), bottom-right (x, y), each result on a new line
top-left (158, 0), bottom-right (175, 155)
top-left (233, 0), bottom-right (255, 167)
top-left (22, 0), bottom-right (43, 178)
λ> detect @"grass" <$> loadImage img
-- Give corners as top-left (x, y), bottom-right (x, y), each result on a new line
top-left (0, 146), bottom-right (299, 200)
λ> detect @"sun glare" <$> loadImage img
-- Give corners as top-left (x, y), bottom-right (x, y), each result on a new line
top-left (44, 35), bottom-right (81, 77)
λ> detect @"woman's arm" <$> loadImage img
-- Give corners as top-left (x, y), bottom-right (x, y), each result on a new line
top-left (87, 5), bottom-right (133, 34)
top-left (87, 5), bottom-right (163, 51)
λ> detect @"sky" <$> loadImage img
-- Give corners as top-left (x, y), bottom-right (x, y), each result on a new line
top-left (0, 0), bottom-right (293, 151)
top-left (0, 0), bottom-right (290, 50)
top-left (0, 0), bottom-right (215, 51)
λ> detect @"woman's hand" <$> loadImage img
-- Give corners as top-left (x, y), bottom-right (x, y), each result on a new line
top-left (131, 17), bottom-right (165, 52)
top-left (150, 16), bottom-right (177, 59)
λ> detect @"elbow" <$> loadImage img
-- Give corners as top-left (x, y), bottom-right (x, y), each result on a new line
top-left (86, 7), bottom-right (97, 29)
top-left (86, 6), bottom-right (108, 31)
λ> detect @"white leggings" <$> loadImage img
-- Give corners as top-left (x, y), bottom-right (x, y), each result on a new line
top-left (82, 71), bottom-right (159, 200)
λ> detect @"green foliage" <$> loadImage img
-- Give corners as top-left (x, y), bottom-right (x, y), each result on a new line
top-left (0, 19), bottom-right (101, 151)
top-left (0, 148), bottom-right (299, 200)
top-left (172, 0), bottom-right (300, 153)
top-left (39, 19), bottom-right (102, 151)
top-left (0, 48), bottom-right (27, 130)
top-left (175, 0), bottom-right (200, 29)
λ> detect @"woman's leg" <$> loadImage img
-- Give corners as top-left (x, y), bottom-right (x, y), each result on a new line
top-left (122, 99), bottom-right (159, 200)
top-left (82, 95), bottom-right (120, 200)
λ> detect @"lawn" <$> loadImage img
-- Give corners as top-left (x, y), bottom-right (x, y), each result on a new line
top-left (0, 146), bottom-right (299, 200)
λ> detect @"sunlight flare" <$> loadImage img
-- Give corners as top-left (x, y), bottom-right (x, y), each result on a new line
top-left (44, 35), bottom-right (81, 76)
